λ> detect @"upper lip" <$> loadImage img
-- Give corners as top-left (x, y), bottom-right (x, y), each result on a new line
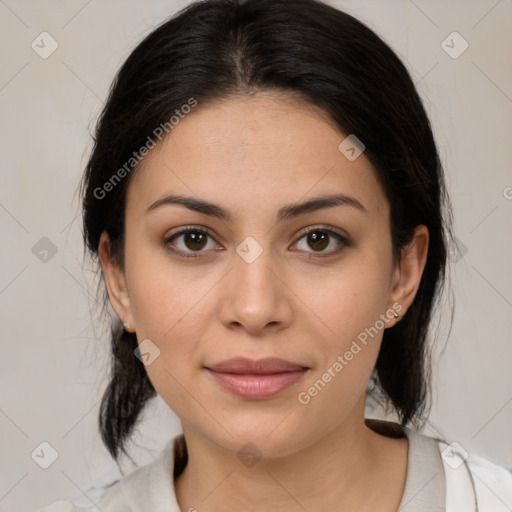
top-left (206, 357), bottom-right (308, 374)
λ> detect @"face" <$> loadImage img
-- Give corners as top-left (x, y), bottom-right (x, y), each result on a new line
top-left (100, 93), bottom-right (427, 458)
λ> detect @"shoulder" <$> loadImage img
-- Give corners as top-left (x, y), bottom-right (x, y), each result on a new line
top-left (34, 437), bottom-right (180, 512)
top-left (438, 439), bottom-right (512, 510)
top-left (33, 477), bottom-right (134, 512)
top-left (370, 419), bottom-right (512, 510)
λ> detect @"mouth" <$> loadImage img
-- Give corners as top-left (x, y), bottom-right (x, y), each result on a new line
top-left (204, 357), bottom-right (309, 400)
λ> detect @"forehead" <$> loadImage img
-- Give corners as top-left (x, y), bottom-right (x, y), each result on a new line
top-left (127, 93), bottom-right (389, 221)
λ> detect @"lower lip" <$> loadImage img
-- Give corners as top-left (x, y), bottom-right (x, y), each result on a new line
top-left (206, 369), bottom-right (308, 400)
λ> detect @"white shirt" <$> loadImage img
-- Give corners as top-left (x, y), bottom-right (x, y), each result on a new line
top-left (35, 420), bottom-right (512, 511)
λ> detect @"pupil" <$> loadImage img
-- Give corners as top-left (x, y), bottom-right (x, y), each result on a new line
top-left (308, 232), bottom-right (328, 251)
top-left (185, 232), bottom-right (207, 250)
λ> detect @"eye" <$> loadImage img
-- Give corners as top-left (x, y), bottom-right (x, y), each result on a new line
top-left (164, 225), bottom-right (350, 260)
top-left (291, 227), bottom-right (350, 257)
top-left (164, 227), bottom-right (221, 258)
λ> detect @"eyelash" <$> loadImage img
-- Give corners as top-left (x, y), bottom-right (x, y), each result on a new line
top-left (163, 225), bottom-right (351, 260)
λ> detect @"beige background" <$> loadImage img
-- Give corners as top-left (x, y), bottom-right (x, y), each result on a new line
top-left (0, 0), bottom-right (511, 510)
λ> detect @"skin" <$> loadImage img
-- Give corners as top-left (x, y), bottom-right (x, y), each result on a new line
top-left (100, 93), bottom-right (429, 511)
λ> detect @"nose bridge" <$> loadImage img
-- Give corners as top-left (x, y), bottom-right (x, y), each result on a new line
top-left (234, 235), bottom-right (280, 309)
top-left (218, 234), bottom-right (292, 332)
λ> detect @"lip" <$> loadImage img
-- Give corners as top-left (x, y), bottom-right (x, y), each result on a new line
top-left (205, 357), bottom-right (309, 400)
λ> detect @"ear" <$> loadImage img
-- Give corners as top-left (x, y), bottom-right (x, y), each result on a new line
top-left (98, 231), bottom-right (134, 329)
top-left (389, 225), bottom-right (429, 317)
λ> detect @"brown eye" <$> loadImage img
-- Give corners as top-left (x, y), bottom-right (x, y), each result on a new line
top-left (293, 228), bottom-right (349, 256)
top-left (182, 231), bottom-right (208, 251)
top-left (165, 228), bottom-right (219, 258)
top-left (306, 231), bottom-right (329, 251)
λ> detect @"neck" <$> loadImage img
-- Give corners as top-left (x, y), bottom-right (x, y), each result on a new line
top-left (174, 405), bottom-right (408, 511)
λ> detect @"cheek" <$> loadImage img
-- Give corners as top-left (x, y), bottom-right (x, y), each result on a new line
top-left (295, 254), bottom-right (393, 348)
top-left (125, 239), bottom-right (212, 334)
top-left (123, 245), bottom-right (216, 383)
top-left (292, 251), bottom-right (393, 397)
top-left (293, 267), bottom-right (391, 431)
top-left (124, 254), bottom-right (216, 415)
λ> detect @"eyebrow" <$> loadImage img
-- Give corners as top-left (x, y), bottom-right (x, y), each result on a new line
top-left (147, 193), bottom-right (367, 222)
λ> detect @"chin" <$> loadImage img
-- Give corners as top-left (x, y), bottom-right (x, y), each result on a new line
top-left (199, 410), bottom-right (313, 460)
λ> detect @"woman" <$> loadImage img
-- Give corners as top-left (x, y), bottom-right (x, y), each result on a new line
top-left (37, 0), bottom-right (512, 510)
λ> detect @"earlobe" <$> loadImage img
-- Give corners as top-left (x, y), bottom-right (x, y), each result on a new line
top-left (389, 225), bottom-right (429, 318)
top-left (98, 231), bottom-right (134, 328)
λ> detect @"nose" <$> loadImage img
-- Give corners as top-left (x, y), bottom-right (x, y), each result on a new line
top-left (217, 243), bottom-right (294, 336)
